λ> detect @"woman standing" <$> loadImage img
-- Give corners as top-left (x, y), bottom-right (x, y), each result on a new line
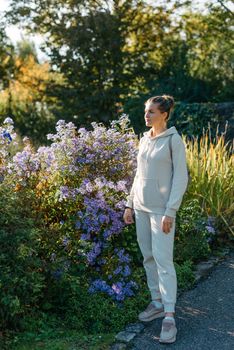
top-left (123, 95), bottom-right (188, 344)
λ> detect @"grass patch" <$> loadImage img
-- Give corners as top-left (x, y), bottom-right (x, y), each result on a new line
top-left (4, 329), bottom-right (115, 350)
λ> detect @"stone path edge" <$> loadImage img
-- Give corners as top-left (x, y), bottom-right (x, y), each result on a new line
top-left (109, 247), bottom-right (231, 350)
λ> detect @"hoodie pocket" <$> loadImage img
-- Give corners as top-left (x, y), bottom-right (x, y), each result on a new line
top-left (135, 177), bottom-right (166, 207)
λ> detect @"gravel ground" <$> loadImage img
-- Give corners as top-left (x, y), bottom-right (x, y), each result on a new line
top-left (129, 250), bottom-right (234, 350)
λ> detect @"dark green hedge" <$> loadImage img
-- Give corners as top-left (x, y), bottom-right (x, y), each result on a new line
top-left (124, 99), bottom-right (234, 144)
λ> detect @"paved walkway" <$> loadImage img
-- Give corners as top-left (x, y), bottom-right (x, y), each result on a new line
top-left (130, 251), bottom-right (234, 350)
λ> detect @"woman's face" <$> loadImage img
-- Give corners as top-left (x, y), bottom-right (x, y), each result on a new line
top-left (144, 102), bottom-right (167, 127)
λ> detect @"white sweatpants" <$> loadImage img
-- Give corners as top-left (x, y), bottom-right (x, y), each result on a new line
top-left (134, 209), bottom-right (177, 313)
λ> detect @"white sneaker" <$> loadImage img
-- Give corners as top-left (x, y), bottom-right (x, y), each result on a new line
top-left (159, 317), bottom-right (177, 343)
top-left (138, 301), bottom-right (165, 322)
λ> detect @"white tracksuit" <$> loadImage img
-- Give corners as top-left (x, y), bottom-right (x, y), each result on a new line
top-left (125, 126), bottom-right (188, 312)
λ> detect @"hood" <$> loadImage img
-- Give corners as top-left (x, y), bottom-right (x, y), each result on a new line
top-left (143, 126), bottom-right (178, 140)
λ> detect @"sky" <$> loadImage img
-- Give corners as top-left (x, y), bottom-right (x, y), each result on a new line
top-left (0, 0), bottom-right (233, 62)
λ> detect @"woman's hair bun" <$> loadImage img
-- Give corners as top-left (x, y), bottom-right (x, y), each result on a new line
top-left (162, 95), bottom-right (174, 109)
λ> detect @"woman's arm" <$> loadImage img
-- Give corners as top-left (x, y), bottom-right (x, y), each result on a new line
top-left (125, 171), bottom-right (139, 209)
top-left (164, 134), bottom-right (189, 218)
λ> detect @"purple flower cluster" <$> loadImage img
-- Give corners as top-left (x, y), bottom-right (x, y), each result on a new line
top-left (88, 277), bottom-right (138, 302)
top-left (86, 241), bottom-right (103, 265)
top-left (115, 248), bottom-right (131, 263)
top-left (37, 146), bottom-right (56, 170)
top-left (2, 130), bottom-right (12, 143)
top-left (122, 265), bottom-right (131, 277)
top-left (87, 245), bottom-right (136, 301)
top-left (112, 249), bottom-right (132, 277)
top-left (53, 116), bottom-right (137, 181)
top-left (58, 185), bottom-right (80, 201)
top-left (7, 145), bottom-right (41, 179)
top-left (205, 216), bottom-right (216, 243)
top-left (76, 194), bottom-right (125, 243)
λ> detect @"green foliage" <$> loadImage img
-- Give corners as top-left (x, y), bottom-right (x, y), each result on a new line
top-left (3, 102), bottom-right (56, 147)
top-left (0, 186), bottom-right (46, 330)
top-left (170, 102), bottom-right (233, 143)
top-left (116, 224), bottom-right (143, 267)
top-left (39, 273), bottom-right (135, 334)
top-left (174, 199), bottom-right (211, 264)
top-left (2, 261), bottom-right (196, 349)
top-left (175, 260), bottom-right (195, 290)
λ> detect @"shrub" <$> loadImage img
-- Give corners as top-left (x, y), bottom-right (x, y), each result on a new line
top-left (174, 198), bottom-right (212, 264)
top-left (0, 185), bottom-right (45, 330)
top-left (4, 115), bottom-right (140, 304)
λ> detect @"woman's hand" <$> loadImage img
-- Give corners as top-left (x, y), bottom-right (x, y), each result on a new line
top-left (161, 215), bottom-right (174, 234)
top-left (123, 208), bottom-right (135, 224)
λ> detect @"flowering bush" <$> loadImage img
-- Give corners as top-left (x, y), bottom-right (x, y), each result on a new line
top-left (3, 115), bottom-right (139, 303)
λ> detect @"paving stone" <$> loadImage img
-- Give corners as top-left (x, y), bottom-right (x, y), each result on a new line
top-left (115, 331), bottom-right (136, 343)
top-left (125, 322), bottom-right (145, 334)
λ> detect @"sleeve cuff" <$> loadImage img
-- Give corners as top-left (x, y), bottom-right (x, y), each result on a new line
top-left (125, 199), bottom-right (133, 209)
top-left (164, 208), bottom-right (177, 218)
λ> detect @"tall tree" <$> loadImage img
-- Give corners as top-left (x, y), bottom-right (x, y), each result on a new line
top-left (5, 1), bottom-right (192, 126)
top-left (4, 0), bottom-right (233, 133)
top-left (182, 4), bottom-right (233, 101)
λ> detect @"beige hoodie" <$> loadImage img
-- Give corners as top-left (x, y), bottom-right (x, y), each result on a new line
top-left (125, 126), bottom-right (188, 218)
